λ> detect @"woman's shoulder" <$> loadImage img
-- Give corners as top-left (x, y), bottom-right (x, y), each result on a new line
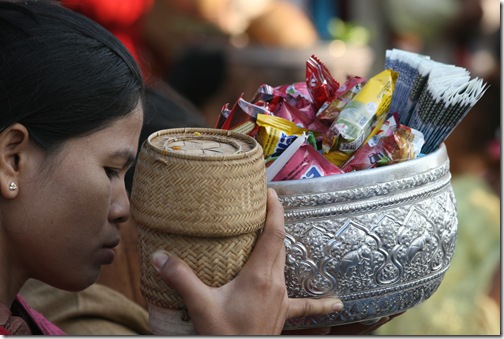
top-left (14, 294), bottom-right (66, 335)
top-left (0, 297), bottom-right (30, 335)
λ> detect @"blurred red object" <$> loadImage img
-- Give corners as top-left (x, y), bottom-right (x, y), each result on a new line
top-left (61, 0), bottom-right (154, 78)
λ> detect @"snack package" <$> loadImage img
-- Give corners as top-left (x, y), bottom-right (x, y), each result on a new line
top-left (251, 83), bottom-right (320, 132)
top-left (341, 123), bottom-right (424, 172)
top-left (274, 82), bottom-right (312, 102)
top-left (215, 104), bottom-right (231, 130)
top-left (323, 69), bottom-right (398, 154)
top-left (281, 83), bottom-right (318, 124)
top-left (322, 112), bottom-right (389, 167)
top-left (306, 55), bottom-right (340, 110)
top-left (274, 99), bottom-right (314, 130)
top-left (358, 111), bottom-right (398, 150)
top-left (316, 76), bottom-right (366, 123)
top-left (272, 143), bottom-right (344, 181)
top-left (322, 150), bottom-right (351, 167)
top-left (219, 95), bottom-right (273, 136)
top-left (265, 133), bottom-right (306, 181)
top-left (250, 86), bottom-right (281, 113)
top-left (255, 114), bottom-right (310, 165)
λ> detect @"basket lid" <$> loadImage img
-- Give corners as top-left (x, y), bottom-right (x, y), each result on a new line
top-left (130, 127), bottom-right (267, 237)
top-left (146, 128), bottom-right (258, 161)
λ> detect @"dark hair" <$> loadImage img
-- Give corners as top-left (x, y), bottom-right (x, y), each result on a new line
top-left (0, 0), bottom-right (145, 152)
top-left (124, 83), bottom-right (208, 193)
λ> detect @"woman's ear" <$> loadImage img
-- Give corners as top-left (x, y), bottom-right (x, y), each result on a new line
top-left (0, 123), bottom-right (31, 199)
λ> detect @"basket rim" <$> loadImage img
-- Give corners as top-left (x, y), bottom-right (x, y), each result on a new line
top-left (144, 127), bottom-right (262, 161)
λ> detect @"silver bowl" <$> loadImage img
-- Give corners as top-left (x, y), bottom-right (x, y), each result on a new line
top-left (268, 143), bottom-right (458, 329)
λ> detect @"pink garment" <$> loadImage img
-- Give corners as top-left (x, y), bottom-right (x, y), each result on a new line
top-left (14, 295), bottom-right (66, 335)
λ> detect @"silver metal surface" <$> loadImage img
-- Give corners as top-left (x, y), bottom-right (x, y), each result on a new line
top-left (268, 144), bottom-right (458, 329)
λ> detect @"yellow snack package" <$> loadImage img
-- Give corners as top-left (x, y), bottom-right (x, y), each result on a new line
top-left (323, 112), bottom-right (387, 167)
top-left (323, 69), bottom-right (398, 154)
top-left (322, 150), bottom-right (351, 167)
top-left (255, 114), bottom-right (310, 165)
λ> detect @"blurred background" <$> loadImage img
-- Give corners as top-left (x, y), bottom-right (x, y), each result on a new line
top-left (60, 0), bottom-right (501, 335)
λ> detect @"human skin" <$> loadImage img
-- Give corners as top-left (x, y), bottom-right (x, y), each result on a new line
top-left (154, 188), bottom-right (344, 335)
top-left (0, 101), bottom-right (342, 334)
top-left (0, 104), bottom-right (143, 308)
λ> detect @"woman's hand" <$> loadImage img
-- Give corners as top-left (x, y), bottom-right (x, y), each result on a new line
top-left (153, 188), bottom-right (343, 335)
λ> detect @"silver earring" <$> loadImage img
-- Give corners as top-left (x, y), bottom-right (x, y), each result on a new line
top-left (9, 182), bottom-right (17, 191)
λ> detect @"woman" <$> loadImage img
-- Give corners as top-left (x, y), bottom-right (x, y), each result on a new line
top-left (0, 0), bottom-right (343, 335)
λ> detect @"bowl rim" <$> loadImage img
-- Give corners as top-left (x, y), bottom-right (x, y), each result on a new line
top-left (268, 143), bottom-right (449, 194)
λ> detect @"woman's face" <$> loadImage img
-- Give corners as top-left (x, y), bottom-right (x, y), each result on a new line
top-left (5, 105), bottom-right (143, 291)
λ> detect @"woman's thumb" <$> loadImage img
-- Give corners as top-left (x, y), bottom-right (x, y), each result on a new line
top-left (152, 250), bottom-right (209, 305)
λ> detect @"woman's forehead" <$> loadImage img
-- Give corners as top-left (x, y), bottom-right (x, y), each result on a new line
top-left (62, 107), bottom-right (143, 157)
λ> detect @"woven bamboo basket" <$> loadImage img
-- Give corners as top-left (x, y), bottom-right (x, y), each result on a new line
top-left (130, 128), bottom-right (267, 323)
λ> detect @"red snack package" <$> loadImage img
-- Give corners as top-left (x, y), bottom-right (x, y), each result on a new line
top-left (220, 95), bottom-right (272, 136)
top-left (251, 84), bottom-right (279, 111)
top-left (253, 82), bottom-right (311, 104)
top-left (274, 99), bottom-right (313, 129)
top-left (215, 102), bottom-right (232, 129)
top-left (273, 82), bottom-right (312, 101)
top-left (253, 83), bottom-right (324, 134)
top-left (307, 117), bottom-right (331, 136)
top-left (252, 83), bottom-right (317, 127)
top-left (305, 55), bottom-right (340, 110)
top-left (316, 76), bottom-right (366, 123)
top-left (341, 124), bottom-right (424, 172)
top-left (272, 143), bottom-right (344, 181)
top-left (286, 94), bottom-right (318, 121)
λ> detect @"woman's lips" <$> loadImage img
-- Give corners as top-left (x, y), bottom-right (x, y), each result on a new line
top-left (100, 247), bottom-right (116, 265)
top-left (101, 238), bottom-right (120, 264)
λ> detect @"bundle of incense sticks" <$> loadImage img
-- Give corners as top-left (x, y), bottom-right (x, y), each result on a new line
top-left (385, 49), bottom-right (430, 125)
top-left (385, 49), bottom-right (488, 154)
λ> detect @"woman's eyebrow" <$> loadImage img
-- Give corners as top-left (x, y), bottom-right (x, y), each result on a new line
top-left (111, 149), bottom-right (136, 168)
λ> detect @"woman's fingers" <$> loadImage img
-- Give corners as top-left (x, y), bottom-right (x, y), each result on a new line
top-left (152, 250), bottom-right (210, 307)
top-left (147, 187), bottom-right (347, 335)
top-left (244, 188), bottom-right (286, 271)
top-left (286, 297), bottom-right (344, 320)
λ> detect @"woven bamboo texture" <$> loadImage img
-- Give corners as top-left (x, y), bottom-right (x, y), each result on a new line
top-left (130, 128), bottom-right (267, 309)
top-left (138, 227), bottom-right (259, 308)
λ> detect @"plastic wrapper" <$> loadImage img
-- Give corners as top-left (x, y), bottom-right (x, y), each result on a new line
top-left (305, 55), bottom-right (340, 110)
top-left (272, 143), bottom-right (344, 181)
top-left (273, 82), bottom-right (312, 102)
top-left (253, 82), bottom-right (315, 118)
top-left (218, 95), bottom-right (273, 136)
top-left (316, 76), bottom-right (366, 123)
top-left (322, 112), bottom-right (389, 167)
top-left (274, 100), bottom-right (314, 130)
top-left (255, 114), bottom-right (310, 166)
top-left (251, 83), bottom-right (321, 133)
top-left (323, 69), bottom-right (398, 154)
top-left (214, 49), bottom-right (485, 184)
top-left (341, 122), bottom-right (424, 172)
top-left (215, 103), bottom-right (232, 129)
top-left (250, 87), bottom-right (281, 113)
top-left (322, 150), bottom-right (351, 168)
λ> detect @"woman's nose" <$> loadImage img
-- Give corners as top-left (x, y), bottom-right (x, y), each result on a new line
top-left (109, 184), bottom-right (131, 224)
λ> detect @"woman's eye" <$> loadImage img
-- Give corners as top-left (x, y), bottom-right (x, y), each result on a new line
top-left (105, 167), bottom-right (120, 179)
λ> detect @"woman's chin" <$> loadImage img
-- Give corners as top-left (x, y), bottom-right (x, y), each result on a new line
top-left (56, 270), bottom-right (102, 292)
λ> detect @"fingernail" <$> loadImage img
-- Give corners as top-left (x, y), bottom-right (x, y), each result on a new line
top-left (152, 250), bottom-right (169, 272)
top-left (270, 188), bottom-right (278, 199)
top-left (380, 316), bottom-right (390, 323)
top-left (333, 300), bottom-right (344, 312)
